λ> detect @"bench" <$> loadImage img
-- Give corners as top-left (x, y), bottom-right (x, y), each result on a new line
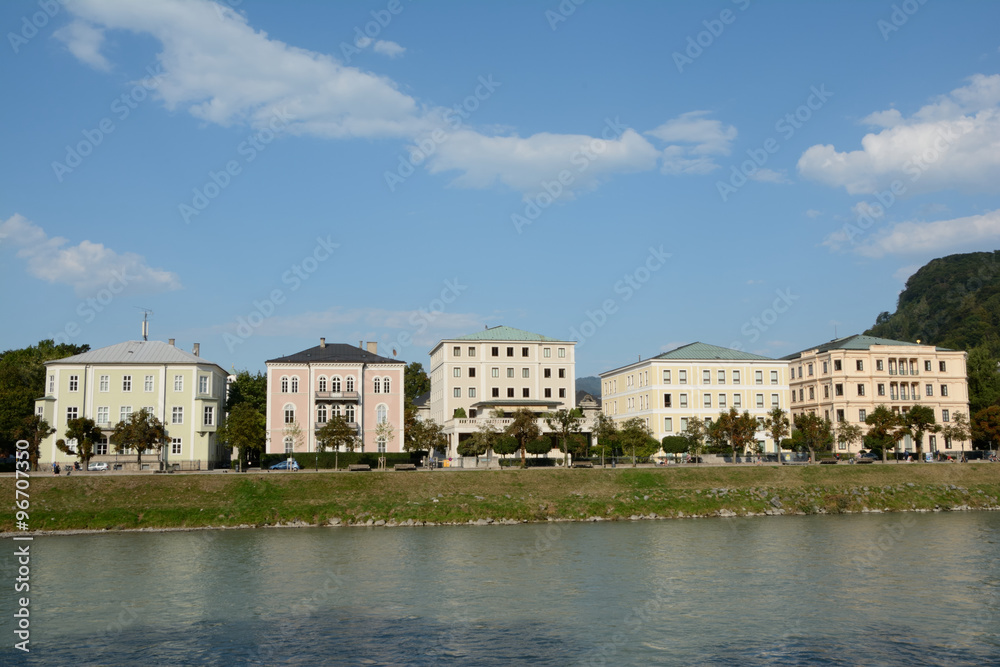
top-left (819, 460), bottom-right (839, 465)
top-left (394, 464), bottom-right (417, 471)
top-left (572, 462), bottom-right (594, 468)
top-left (855, 459), bottom-right (874, 465)
top-left (348, 464), bottom-right (371, 471)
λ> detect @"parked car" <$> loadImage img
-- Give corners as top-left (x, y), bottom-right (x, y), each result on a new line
top-left (88, 462), bottom-right (109, 471)
top-left (269, 459), bottom-right (300, 471)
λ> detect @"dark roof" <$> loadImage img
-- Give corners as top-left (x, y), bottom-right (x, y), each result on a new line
top-left (412, 391), bottom-right (430, 408)
top-left (782, 334), bottom-right (953, 360)
top-left (267, 342), bottom-right (404, 365)
top-left (470, 399), bottom-right (563, 409)
top-left (655, 341), bottom-right (775, 361)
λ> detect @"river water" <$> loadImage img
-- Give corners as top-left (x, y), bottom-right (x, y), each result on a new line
top-left (3, 512), bottom-right (999, 666)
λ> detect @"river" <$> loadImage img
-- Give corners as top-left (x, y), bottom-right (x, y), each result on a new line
top-left (3, 512), bottom-right (999, 665)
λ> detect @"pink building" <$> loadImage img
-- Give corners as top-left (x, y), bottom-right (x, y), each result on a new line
top-left (265, 339), bottom-right (405, 454)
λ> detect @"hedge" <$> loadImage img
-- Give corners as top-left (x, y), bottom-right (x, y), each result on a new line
top-left (258, 451), bottom-right (426, 470)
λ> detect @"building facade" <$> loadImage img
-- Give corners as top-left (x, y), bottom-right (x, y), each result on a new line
top-left (34, 339), bottom-right (229, 470)
top-left (600, 342), bottom-right (791, 454)
top-left (428, 326), bottom-right (577, 454)
top-left (265, 339), bottom-right (405, 454)
top-left (784, 335), bottom-right (971, 453)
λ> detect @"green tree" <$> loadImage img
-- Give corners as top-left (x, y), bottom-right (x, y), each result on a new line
top-left (61, 417), bottom-right (102, 467)
top-left (225, 369), bottom-right (267, 413)
top-left (469, 420), bottom-right (501, 464)
top-left (504, 408), bottom-right (541, 467)
top-left (904, 405), bottom-right (938, 458)
top-left (404, 362), bottom-right (430, 402)
top-left (792, 412), bottom-right (833, 463)
top-left (864, 405), bottom-right (902, 460)
top-left (405, 418), bottom-right (447, 455)
top-left (591, 412), bottom-right (618, 466)
top-left (14, 415), bottom-right (54, 471)
top-left (684, 416), bottom-right (707, 464)
top-left (316, 414), bottom-right (360, 468)
top-left (525, 436), bottom-right (552, 458)
top-left (941, 411), bottom-right (971, 457)
top-left (495, 435), bottom-right (519, 457)
top-left (453, 407), bottom-right (467, 419)
top-left (661, 435), bottom-right (689, 458)
top-left (545, 408), bottom-right (583, 468)
top-left (835, 422), bottom-right (864, 457)
top-left (375, 419), bottom-right (395, 453)
top-left (110, 408), bottom-right (167, 468)
top-left (764, 408), bottom-right (790, 461)
top-left (966, 345), bottom-right (1000, 413)
top-left (712, 408), bottom-right (759, 462)
top-left (972, 405), bottom-right (1000, 451)
top-left (218, 402), bottom-right (266, 469)
top-left (618, 417), bottom-right (652, 467)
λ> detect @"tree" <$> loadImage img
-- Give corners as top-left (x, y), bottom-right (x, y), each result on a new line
top-left (405, 418), bottom-right (447, 455)
top-left (905, 405), bottom-right (938, 458)
top-left (864, 405), bottom-right (901, 460)
top-left (545, 409), bottom-right (583, 468)
top-left (684, 417), bottom-right (707, 464)
top-left (714, 408), bottom-right (759, 462)
top-left (591, 412), bottom-right (619, 466)
top-left (316, 415), bottom-right (359, 453)
top-left (218, 402), bottom-right (266, 469)
top-left (792, 413), bottom-right (832, 463)
top-left (375, 419), bottom-right (395, 453)
top-left (764, 408), bottom-right (790, 461)
top-left (14, 415), bottom-right (54, 471)
top-left (526, 436), bottom-right (552, 458)
top-left (972, 405), bottom-right (1000, 451)
top-left (225, 369), bottom-right (267, 413)
top-left (283, 420), bottom-right (305, 455)
top-left (941, 411), bottom-right (971, 457)
top-left (495, 435), bottom-right (519, 458)
top-left (504, 408), bottom-right (541, 467)
top-left (618, 417), bottom-right (652, 467)
top-left (404, 362), bottom-right (430, 402)
top-left (966, 345), bottom-right (1000, 413)
top-left (110, 408), bottom-right (166, 468)
top-left (468, 421), bottom-right (500, 465)
top-left (835, 422), bottom-right (863, 456)
top-left (661, 435), bottom-right (689, 458)
top-left (61, 417), bottom-right (102, 466)
top-left (453, 407), bottom-right (467, 419)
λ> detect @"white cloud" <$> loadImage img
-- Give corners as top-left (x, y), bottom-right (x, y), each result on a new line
top-left (830, 208), bottom-right (1000, 258)
top-left (373, 40), bottom-right (405, 57)
top-left (355, 35), bottom-right (373, 48)
top-left (805, 209), bottom-right (822, 218)
top-left (748, 168), bottom-right (791, 184)
top-left (647, 111), bottom-right (737, 175)
top-left (799, 74), bottom-right (1000, 195)
top-left (0, 214), bottom-right (182, 296)
top-left (54, 20), bottom-right (111, 70)
top-left (893, 264), bottom-right (922, 283)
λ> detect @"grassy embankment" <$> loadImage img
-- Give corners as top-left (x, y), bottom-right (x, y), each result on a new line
top-left (3, 464), bottom-right (999, 532)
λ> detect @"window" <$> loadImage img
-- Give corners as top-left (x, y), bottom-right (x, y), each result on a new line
top-left (284, 405), bottom-right (295, 424)
top-left (171, 438), bottom-right (182, 455)
top-left (856, 360), bottom-right (864, 371)
top-left (859, 409), bottom-right (867, 422)
top-left (284, 436), bottom-right (293, 454)
top-left (558, 388), bottom-right (566, 398)
top-left (544, 368), bottom-right (552, 378)
top-left (173, 375), bottom-right (183, 391)
top-left (492, 346), bottom-right (499, 357)
top-left (664, 393), bottom-right (672, 408)
top-left (172, 407), bottom-right (183, 424)
top-left (468, 347), bottom-right (476, 357)
top-left (809, 387), bottom-right (815, 400)
top-left (929, 435), bottom-right (937, 449)
top-left (453, 388), bottom-right (461, 398)
top-left (543, 347), bottom-right (551, 358)
top-left (835, 384), bottom-right (844, 397)
top-left (771, 394), bottom-right (779, 408)
top-left (718, 394), bottom-right (727, 408)
top-left (522, 347), bottom-right (529, 357)
top-left (680, 417), bottom-right (689, 432)
top-left (100, 375), bottom-right (109, 392)
top-left (346, 377), bottom-right (354, 392)
top-left (733, 370), bottom-right (741, 384)
top-left (836, 409), bottom-right (845, 422)
top-left (756, 394), bottom-right (764, 408)
top-left (290, 377), bottom-right (299, 393)
top-left (734, 394), bottom-right (742, 408)
top-left (122, 376), bottom-right (132, 392)
top-left (97, 406), bottom-right (109, 424)
top-left (492, 388), bottom-right (500, 398)
top-left (375, 377), bottom-right (385, 393)
top-left (679, 394), bottom-right (688, 408)
top-left (558, 348), bottom-right (566, 358)
top-left (317, 405), bottom-right (327, 423)
top-left (469, 388), bottom-right (476, 398)
top-left (878, 383), bottom-right (885, 396)
top-left (838, 440), bottom-right (846, 451)
top-left (558, 368), bottom-right (565, 379)
top-left (877, 360), bottom-right (884, 371)
top-left (384, 378), bottom-right (391, 393)
top-left (807, 363), bottom-right (814, 376)
top-left (704, 394), bottom-right (712, 408)
top-left (703, 370), bottom-right (711, 384)
top-left (69, 375), bottom-right (79, 392)
top-left (492, 368), bottom-right (499, 378)
top-left (345, 405), bottom-right (355, 422)
top-left (96, 441), bottom-right (108, 456)
top-left (49, 375), bottom-right (55, 393)
top-left (939, 361), bottom-right (947, 372)
top-left (507, 388), bottom-right (515, 398)
top-left (507, 368), bottom-right (514, 378)
top-left (453, 346), bottom-right (461, 356)
top-left (798, 388), bottom-right (804, 401)
top-left (925, 384), bottom-right (933, 397)
top-left (663, 370), bottom-right (672, 384)
top-left (332, 376), bottom-right (342, 392)
top-left (925, 360), bottom-right (932, 372)
top-left (377, 437), bottom-right (387, 453)
top-left (544, 388), bottom-right (552, 398)
top-left (822, 361), bottom-right (829, 374)
top-left (507, 347), bottom-right (514, 357)
top-left (523, 388), bottom-right (530, 398)
top-left (834, 360), bottom-right (842, 371)
top-left (718, 370), bottom-right (726, 384)
top-left (198, 376), bottom-right (208, 394)
top-left (377, 404), bottom-right (388, 424)
top-left (120, 406), bottom-right (132, 422)
top-left (522, 368), bottom-right (530, 378)
top-left (857, 384), bottom-right (865, 396)
top-left (755, 370), bottom-right (763, 385)
top-left (942, 410), bottom-right (950, 423)
top-left (281, 376), bottom-right (288, 392)
top-left (941, 385), bottom-right (948, 397)
top-left (67, 406), bottom-right (78, 421)
top-left (319, 377), bottom-right (327, 392)
top-left (664, 417), bottom-right (673, 432)
top-left (798, 367), bottom-right (803, 378)
top-left (679, 370), bottom-right (687, 384)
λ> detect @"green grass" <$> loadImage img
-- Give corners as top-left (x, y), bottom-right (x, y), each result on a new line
top-left (3, 464), bottom-right (999, 532)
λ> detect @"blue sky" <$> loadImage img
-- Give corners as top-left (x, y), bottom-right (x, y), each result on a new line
top-left (2, 0), bottom-right (1000, 377)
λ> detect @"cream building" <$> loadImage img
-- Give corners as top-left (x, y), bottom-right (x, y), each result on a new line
top-left (34, 339), bottom-right (229, 470)
top-left (600, 342), bottom-right (791, 454)
top-left (783, 334), bottom-right (971, 454)
top-left (428, 326), bottom-right (577, 455)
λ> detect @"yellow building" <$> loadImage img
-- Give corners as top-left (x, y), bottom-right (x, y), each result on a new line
top-left (600, 342), bottom-right (790, 454)
top-left (784, 335), bottom-right (971, 454)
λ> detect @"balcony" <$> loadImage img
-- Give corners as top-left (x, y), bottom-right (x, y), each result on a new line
top-left (314, 421), bottom-right (359, 431)
top-left (315, 391), bottom-right (360, 401)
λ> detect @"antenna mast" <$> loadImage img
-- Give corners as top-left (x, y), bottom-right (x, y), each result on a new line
top-left (139, 308), bottom-right (153, 341)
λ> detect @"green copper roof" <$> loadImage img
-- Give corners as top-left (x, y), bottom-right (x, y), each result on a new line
top-left (654, 342), bottom-right (776, 361)
top-left (452, 326), bottom-right (564, 342)
top-left (783, 334), bottom-right (952, 360)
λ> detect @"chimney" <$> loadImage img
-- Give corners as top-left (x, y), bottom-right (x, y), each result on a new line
top-left (367, 341), bottom-right (378, 355)
top-left (193, 343), bottom-right (200, 357)
top-left (359, 340), bottom-right (363, 349)
top-left (320, 337), bottom-right (326, 348)
top-left (168, 338), bottom-right (175, 346)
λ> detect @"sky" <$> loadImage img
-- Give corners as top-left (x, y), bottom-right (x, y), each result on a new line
top-left (2, 0), bottom-right (1000, 378)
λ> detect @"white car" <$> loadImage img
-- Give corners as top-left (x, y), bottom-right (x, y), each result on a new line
top-left (88, 462), bottom-right (109, 471)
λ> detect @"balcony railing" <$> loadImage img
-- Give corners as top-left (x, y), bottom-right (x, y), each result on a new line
top-left (314, 421), bottom-right (358, 431)
top-left (315, 391), bottom-right (360, 401)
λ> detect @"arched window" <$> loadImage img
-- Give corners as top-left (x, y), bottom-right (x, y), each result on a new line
top-left (346, 405), bottom-right (355, 423)
top-left (291, 377), bottom-right (299, 393)
top-left (284, 436), bottom-right (294, 453)
top-left (346, 376), bottom-right (355, 392)
top-left (383, 377), bottom-right (391, 393)
top-left (318, 376), bottom-right (327, 392)
top-left (281, 376), bottom-right (288, 393)
top-left (374, 377), bottom-right (382, 394)
top-left (317, 405), bottom-right (327, 423)
top-left (377, 404), bottom-right (388, 424)
top-left (331, 376), bottom-right (341, 392)
top-left (332, 404), bottom-right (341, 417)
top-left (284, 404), bottom-right (295, 424)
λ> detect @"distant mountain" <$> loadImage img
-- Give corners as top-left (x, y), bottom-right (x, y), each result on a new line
top-left (577, 376), bottom-right (601, 396)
